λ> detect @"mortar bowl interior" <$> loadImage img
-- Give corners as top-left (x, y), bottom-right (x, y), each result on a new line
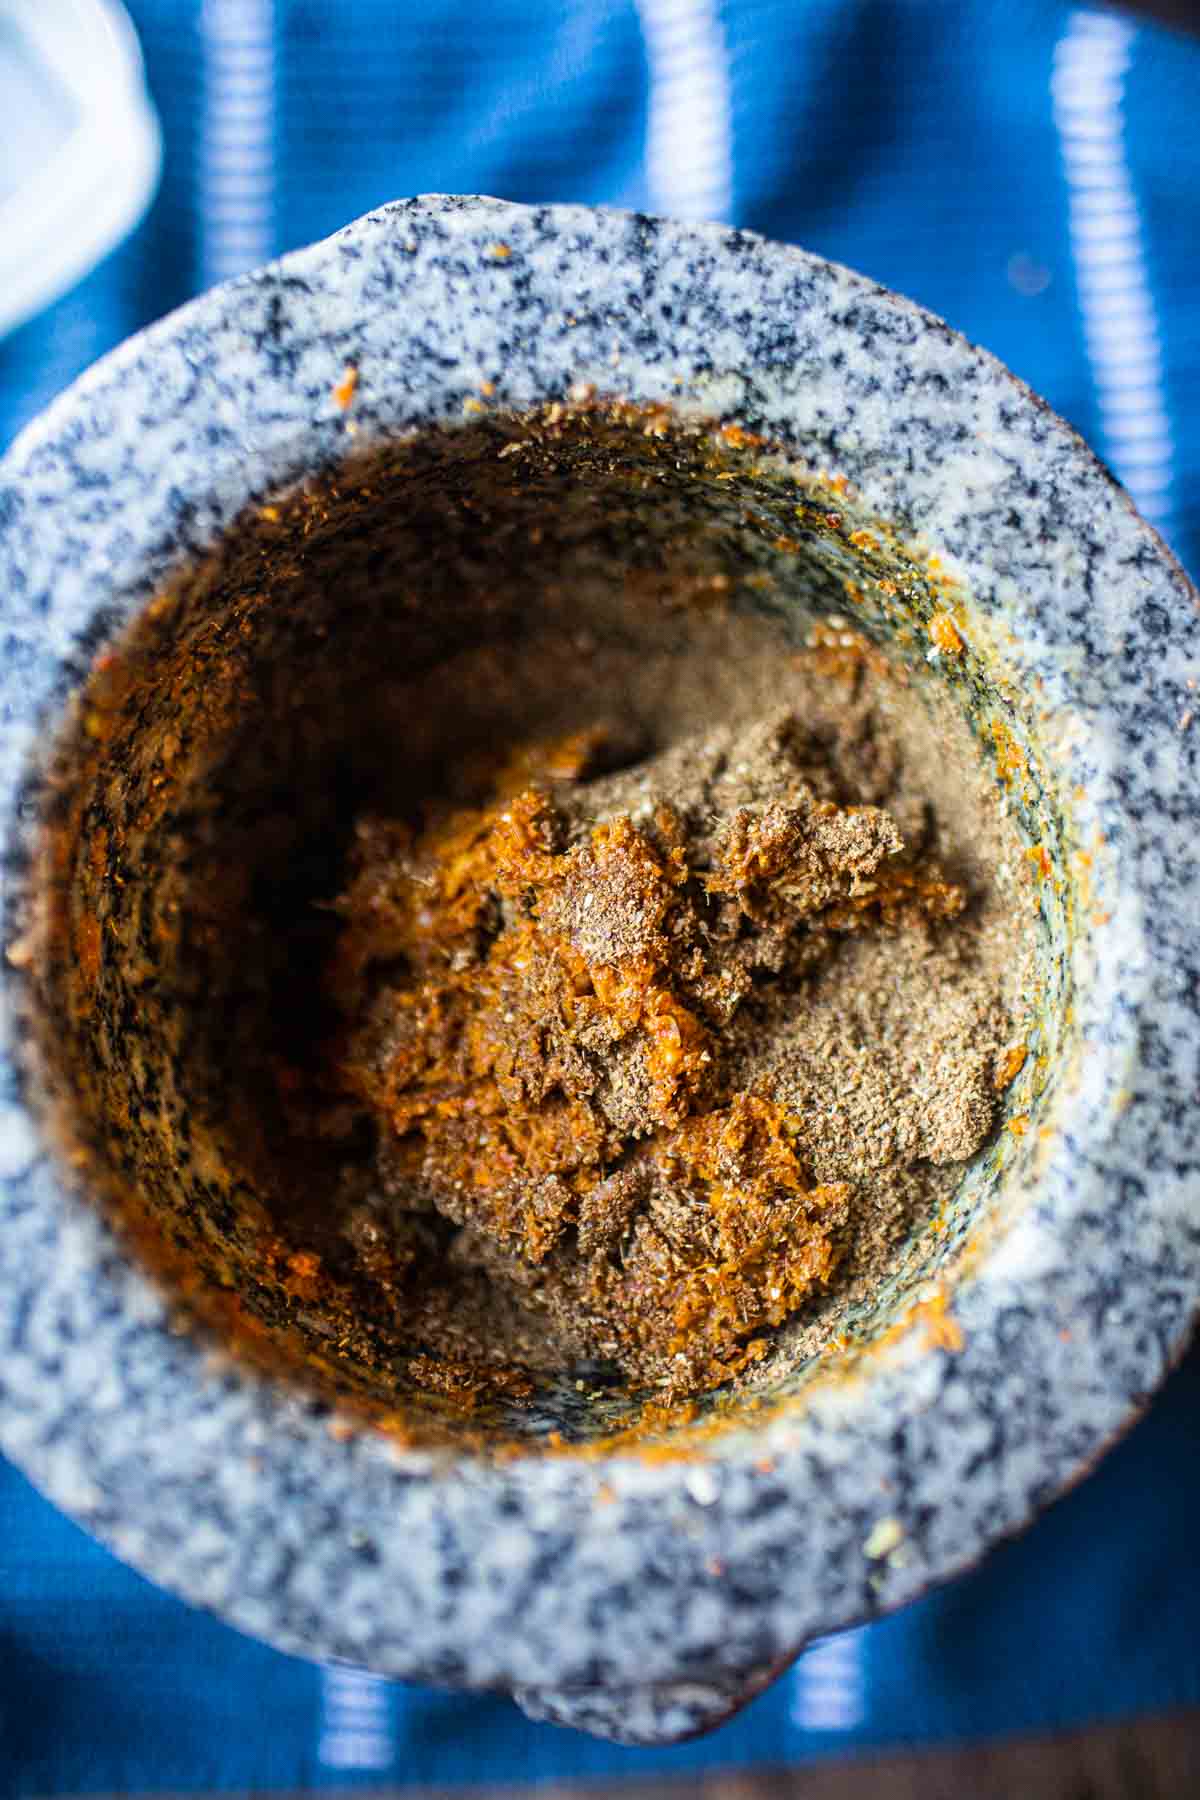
top-left (24, 401), bottom-right (1067, 1450)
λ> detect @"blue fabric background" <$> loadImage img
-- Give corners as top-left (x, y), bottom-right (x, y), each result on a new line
top-left (2, 1), bottom-right (1199, 1790)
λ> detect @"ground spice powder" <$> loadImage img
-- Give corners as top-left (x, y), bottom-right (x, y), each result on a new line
top-left (310, 627), bottom-right (1033, 1401)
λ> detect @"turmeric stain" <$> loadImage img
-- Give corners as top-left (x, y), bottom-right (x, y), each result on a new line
top-left (928, 611), bottom-right (964, 656)
top-left (991, 718), bottom-right (1026, 783)
top-left (994, 1042), bottom-right (1028, 1092)
top-left (332, 365), bottom-right (359, 410)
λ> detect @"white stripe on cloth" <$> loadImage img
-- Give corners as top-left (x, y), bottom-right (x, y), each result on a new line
top-left (318, 1664), bottom-right (395, 1771)
top-left (790, 1628), bottom-right (867, 1733)
top-left (1052, 9), bottom-right (1176, 534)
top-left (198, 0), bottom-right (277, 288)
top-left (634, 0), bottom-right (733, 223)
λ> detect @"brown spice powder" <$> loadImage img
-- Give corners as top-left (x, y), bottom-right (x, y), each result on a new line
top-left (309, 625), bottom-right (1033, 1402)
top-left (305, 622), bottom-right (1036, 1404)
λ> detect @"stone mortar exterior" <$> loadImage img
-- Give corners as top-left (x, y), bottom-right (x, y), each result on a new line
top-left (0, 197), bottom-right (1196, 1744)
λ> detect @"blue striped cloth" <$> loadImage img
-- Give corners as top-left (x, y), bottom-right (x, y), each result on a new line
top-left (2, 2), bottom-right (1200, 1790)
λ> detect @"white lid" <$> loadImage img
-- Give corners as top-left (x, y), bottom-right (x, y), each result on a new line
top-left (0, 0), bottom-right (161, 338)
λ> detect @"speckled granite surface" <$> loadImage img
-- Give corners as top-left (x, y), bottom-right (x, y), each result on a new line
top-left (0, 197), bottom-right (1197, 1745)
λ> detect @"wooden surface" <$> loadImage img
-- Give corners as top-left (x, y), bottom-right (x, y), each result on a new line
top-left (681, 1710), bottom-right (1200, 1799)
top-left (492, 1711), bottom-right (1199, 1799)
top-left (505, 1707), bottom-right (1196, 1798)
